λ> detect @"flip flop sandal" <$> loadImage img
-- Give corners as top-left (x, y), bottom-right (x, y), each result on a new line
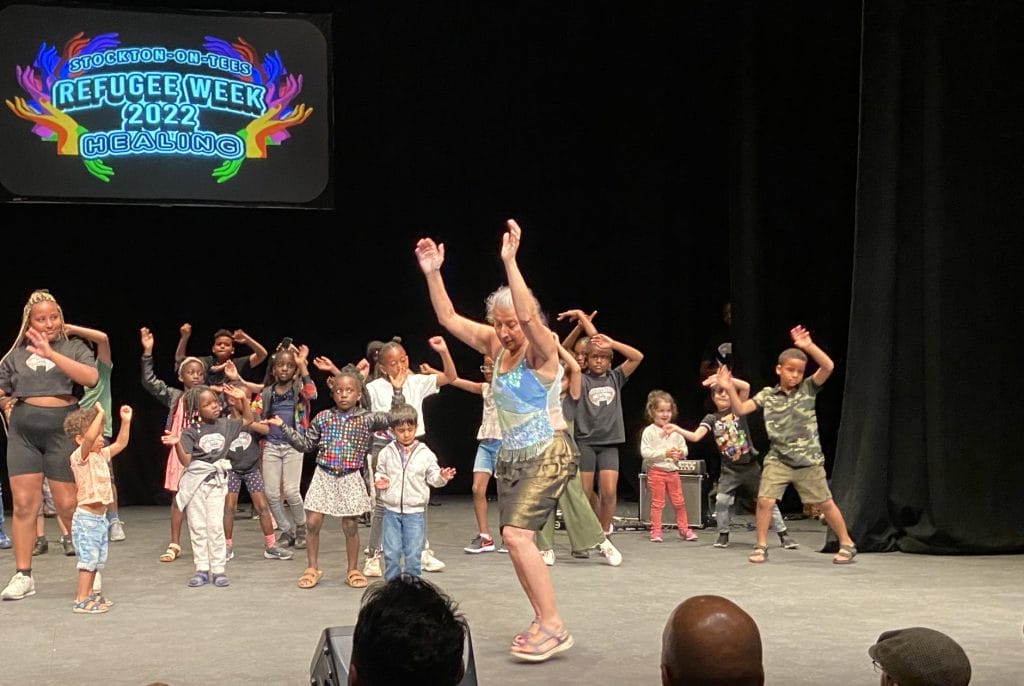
top-left (510, 625), bottom-right (575, 663)
top-left (73, 597), bottom-right (109, 614)
top-left (298, 568), bottom-right (323, 589)
top-left (212, 573), bottom-right (230, 587)
top-left (345, 569), bottom-right (368, 588)
top-left (833, 543), bottom-right (857, 565)
top-left (159, 543), bottom-right (181, 562)
top-left (748, 544), bottom-right (769, 564)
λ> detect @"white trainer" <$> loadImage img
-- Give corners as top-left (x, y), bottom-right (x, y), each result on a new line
top-left (421, 549), bottom-right (446, 572)
top-left (1, 572), bottom-right (36, 600)
top-left (598, 539), bottom-right (623, 567)
top-left (363, 552), bottom-right (383, 578)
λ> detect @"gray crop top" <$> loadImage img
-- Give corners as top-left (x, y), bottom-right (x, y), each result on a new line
top-left (0, 339), bottom-right (96, 398)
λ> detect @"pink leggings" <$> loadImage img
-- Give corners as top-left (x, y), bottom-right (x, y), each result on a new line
top-left (647, 469), bottom-right (689, 532)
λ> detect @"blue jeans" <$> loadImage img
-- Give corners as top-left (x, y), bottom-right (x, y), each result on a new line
top-left (72, 508), bottom-right (109, 572)
top-left (382, 510), bottom-right (424, 580)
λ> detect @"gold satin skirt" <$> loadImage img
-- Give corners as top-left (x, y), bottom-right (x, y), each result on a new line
top-left (496, 431), bottom-right (578, 532)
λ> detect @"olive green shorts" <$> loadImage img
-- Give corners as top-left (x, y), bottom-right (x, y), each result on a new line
top-left (757, 460), bottom-right (832, 504)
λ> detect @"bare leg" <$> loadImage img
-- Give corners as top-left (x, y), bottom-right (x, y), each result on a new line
top-left (504, 526), bottom-right (564, 634)
top-left (305, 511), bottom-right (323, 570)
top-left (816, 499), bottom-right (854, 547)
top-left (224, 493), bottom-right (238, 541)
top-left (251, 493), bottom-right (275, 537)
top-left (342, 517), bottom-right (360, 572)
top-left (471, 472), bottom-right (492, 536)
top-left (597, 470), bottom-right (619, 532)
top-left (580, 471), bottom-right (599, 515)
top-left (75, 570), bottom-right (97, 603)
top-left (45, 480), bottom-right (77, 541)
top-left (10, 473), bottom-right (43, 570)
top-left (170, 499), bottom-right (184, 546)
top-left (755, 497), bottom-right (775, 548)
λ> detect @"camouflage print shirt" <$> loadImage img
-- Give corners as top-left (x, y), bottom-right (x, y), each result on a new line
top-left (751, 377), bottom-right (824, 467)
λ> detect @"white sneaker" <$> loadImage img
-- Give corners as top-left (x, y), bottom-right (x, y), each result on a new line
top-left (421, 549), bottom-right (446, 572)
top-left (363, 552), bottom-right (382, 577)
top-left (1, 572), bottom-right (36, 600)
top-left (108, 519), bottom-right (126, 542)
top-left (598, 539), bottom-right (623, 567)
top-left (540, 549), bottom-right (555, 566)
top-left (92, 571), bottom-right (102, 594)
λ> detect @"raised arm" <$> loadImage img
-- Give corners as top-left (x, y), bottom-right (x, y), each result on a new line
top-left (716, 365), bottom-right (758, 416)
top-left (234, 328), bottom-right (269, 369)
top-left (426, 336), bottom-right (456, 388)
top-left (500, 220), bottom-right (558, 366)
top-left (24, 328), bottom-right (98, 387)
top-left (790, 325), bottom-right (834, 386)
top-left (108, 405), bottom-right (133, 458)
top-left (559, 309), bottom-right (598, 349)
top-left (555, 333), bottom-right (582, 400)
top-left (64, 324), bottom-right (111, 366)
top-left (416, 238), bottom-right (497, 356)
top-left (79, 402), bottom-right (106, 459)
top-left (174, 323), bottom-right (191, 364)
top-left (589, 332), bottom-right (644, 377)
top-left (702, 373), bottom-right (750, 401)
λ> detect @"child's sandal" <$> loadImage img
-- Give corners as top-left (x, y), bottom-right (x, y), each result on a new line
top-left (748, 544), bottom-right (768, 564)
top-left (72, 597), bottom-right (109, 614)
top-left (159, 543), bottom-right (181, 562)
top-left (832, 543), bottom-right (857, 565)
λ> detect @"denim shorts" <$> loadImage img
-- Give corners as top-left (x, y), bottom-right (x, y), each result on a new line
top-left (472, 439), bottom-right (502, 474)
top-left (71, 508), bottom-right (109, 572)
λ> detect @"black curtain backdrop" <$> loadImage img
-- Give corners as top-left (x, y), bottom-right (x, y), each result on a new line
top-left (3, 2), bottom-right (761, 506)
top-left (830, 0), bottom-right (1024, 554)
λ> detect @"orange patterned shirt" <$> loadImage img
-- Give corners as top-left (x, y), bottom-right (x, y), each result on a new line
top-left (70, 446), bottom-right (114, 507)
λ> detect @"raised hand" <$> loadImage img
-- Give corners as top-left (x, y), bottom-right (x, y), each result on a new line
top-left (222, 384), bottom-right (246, 401)
top-left (24, 328), bottom-right (54, 359)
top-left (588, 333), bottom-right (613, 350)
top-left (93, 402), bottom-right (105, 416)
top-left (232, 329), bottom-right (251, 344)
top-left (701, 374), bottom-right (718, 388)
top-left (355, 358), bottom-right (370, 378)
top-left (415, 238), bottom-right (445, 274)
top-left (120, 405), bottom-right (133, 422)
top-left (222, 360), bottom-right (240, 380)
top-left (557, 308), bottom-right (595, 323)
top-left (715, 364), bottom-right (734, 390)
top-left (427, 336), bottom-right (448, 353)
top-left (140, 327), bottom-right (154, 354)
top-left (313, 356), bottom-right (338, 374)
top-left (180, 323), bottom-right (192, 337)
top-left (160, 431), bottom-right (180, 446)
top-left (294, 344), bottom-right (310, 367)
top-left (790, 325), bottom-right (813, 349)
top-left (500, 219), bottom-right (522, 263)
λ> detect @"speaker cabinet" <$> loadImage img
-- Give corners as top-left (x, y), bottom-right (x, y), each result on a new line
top-left (638, 472), bottom-right (710, 529)
top-left (310, 624), bottom-right (479, 686)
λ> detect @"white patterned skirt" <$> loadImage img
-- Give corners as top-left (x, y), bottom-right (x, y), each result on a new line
top-left (304, 468), bottom-right (371, 518)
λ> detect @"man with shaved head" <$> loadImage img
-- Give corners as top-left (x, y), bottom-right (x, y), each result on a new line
top-left (661, 595), bottom-right (765, 686)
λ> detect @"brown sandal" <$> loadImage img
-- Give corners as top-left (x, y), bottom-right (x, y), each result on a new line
top-left (297, 568), bottom-right (323, 589)
top-left (833, 543), bottom-right (857, 565)
top-left (345, 569), bottom-right (367, 588)
top-left (748, 544), bottom-right (768, 564)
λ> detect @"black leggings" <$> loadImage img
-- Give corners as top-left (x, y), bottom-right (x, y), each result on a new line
top-left (5, 402), bottom-right (78, 481)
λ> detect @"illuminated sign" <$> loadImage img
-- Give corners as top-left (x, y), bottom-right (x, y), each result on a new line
top-left (0, 4), bottom-right (331, 206)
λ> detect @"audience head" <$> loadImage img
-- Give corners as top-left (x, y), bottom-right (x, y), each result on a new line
top-left (661, 595), bottom-right (764, 686)
top-left (868, 627), bottom-right (971, 686)
top-left (349, 574), bottom-right (467, 686)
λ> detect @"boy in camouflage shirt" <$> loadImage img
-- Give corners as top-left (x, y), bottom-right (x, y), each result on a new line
top-left (716, 325), bottom-right (857, 564)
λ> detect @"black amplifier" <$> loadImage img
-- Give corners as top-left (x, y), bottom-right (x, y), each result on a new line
top-left (676, 460), bottom-right (707, 475)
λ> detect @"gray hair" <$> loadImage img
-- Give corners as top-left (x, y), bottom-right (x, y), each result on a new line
top-left (484, 286), bottom-right (547, 326)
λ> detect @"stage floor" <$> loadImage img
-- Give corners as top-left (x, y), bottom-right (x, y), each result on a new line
top-left (2, 497), bottom-right (1021, 685)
